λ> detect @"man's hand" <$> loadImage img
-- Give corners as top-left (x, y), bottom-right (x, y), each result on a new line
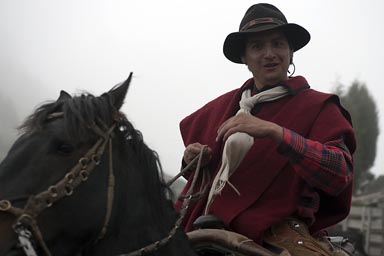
top-left (216, 113), bottom-right (283, 143)
top-left (183, 143), bottom-right (213, 167)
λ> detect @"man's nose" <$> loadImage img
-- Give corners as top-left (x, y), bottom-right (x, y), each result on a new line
top-left (264, 45), bottom-right (276, 58)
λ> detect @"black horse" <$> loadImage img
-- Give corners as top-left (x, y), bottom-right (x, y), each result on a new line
top-left (0, 74), bottom-right (198, 256)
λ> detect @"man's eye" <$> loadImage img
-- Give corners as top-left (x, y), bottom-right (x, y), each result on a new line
top-left (274, 41), bottom-right (285, 47)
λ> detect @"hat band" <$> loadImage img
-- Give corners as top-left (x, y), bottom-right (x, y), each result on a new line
top-left (240, 17), bottom-right (286, 32)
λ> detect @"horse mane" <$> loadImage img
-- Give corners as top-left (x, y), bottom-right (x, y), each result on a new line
top-left (19, 92), bottom-right (117, 142)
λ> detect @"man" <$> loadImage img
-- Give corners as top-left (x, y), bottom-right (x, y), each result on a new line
top-left (175, 3), bottom-right (356, 250)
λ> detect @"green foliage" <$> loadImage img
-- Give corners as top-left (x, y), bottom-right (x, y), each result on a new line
top-left (335, 81), bottom-right (379, 194)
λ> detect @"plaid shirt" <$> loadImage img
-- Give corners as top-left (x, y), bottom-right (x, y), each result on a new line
top-left (277, 128), bottom-right (354, 228)
top-left (279, 128), bottom-right (353, 196)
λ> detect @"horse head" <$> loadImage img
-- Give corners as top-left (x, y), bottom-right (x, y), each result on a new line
top-left (0, 73), bottom-right (191, 255)
top-left (0, 73), bottom-right (133, 255)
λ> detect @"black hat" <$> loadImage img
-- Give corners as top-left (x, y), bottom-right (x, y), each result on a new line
top-left (223, 3), bottom-right (310, 63)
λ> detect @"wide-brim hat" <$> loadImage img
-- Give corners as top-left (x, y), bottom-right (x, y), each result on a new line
top-left (223, 3), bottom-right (311, 64)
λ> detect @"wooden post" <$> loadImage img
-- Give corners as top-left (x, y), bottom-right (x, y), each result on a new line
top-left (364, 207), bottom-right (371, 254)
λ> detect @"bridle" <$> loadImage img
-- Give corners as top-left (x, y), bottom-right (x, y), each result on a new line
top-left (0, 113), bottom-right (117, 256)
top-left (0, 112), bottom-right (209, 256)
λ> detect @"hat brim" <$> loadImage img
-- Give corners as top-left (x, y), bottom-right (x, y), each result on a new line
top-left (223, 23), bottom-right (310, 64)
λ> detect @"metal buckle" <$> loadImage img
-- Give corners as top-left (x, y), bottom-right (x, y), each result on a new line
top-left (14, 225), bottom-right (38, 256)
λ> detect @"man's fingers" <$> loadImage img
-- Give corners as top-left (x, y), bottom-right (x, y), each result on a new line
top-left (184, 143), bottom-right (212, 166)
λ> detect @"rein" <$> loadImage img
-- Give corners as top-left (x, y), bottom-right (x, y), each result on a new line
top-left (116, 146), bottom-right (210, 256)
top-left (0, 114), bottom-right (117, 256)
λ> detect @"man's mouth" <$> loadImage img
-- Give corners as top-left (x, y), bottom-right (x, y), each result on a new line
top-left (264, 63), bottom-right (278, 68)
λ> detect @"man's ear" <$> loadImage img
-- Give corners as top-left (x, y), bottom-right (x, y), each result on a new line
top-left (290, 51), bottom-right (294, 64)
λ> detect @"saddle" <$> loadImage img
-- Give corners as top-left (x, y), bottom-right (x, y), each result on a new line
top-left (188, 228), bottom-right (290, 256)
top-left (187, 215), bottom-right (289, 256)
top-left (187, 215), bottom-right (354, 256)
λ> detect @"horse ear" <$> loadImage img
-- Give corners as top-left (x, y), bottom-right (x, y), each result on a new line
top-left (57, 90), bottom-right (72, 101)
top-left (108, 72), bottom-right (132, 111)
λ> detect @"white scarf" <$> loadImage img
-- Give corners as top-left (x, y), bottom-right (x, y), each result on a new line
top-left (204, 85), bottom-right (290, 214)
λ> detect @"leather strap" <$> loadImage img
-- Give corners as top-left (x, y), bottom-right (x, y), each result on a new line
top-left (188, 229), bottom-right (291, 256)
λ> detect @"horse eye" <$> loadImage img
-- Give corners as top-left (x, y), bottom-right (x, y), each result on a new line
top-left (57, 143), bottom-right (74, 154)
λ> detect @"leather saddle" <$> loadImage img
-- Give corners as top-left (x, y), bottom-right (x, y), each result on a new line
top-left (188, 228), bottom-right (290, 256)
top-left (187, 215), bottom-right (290, 256)
top-left (187, 215), bottom-right (354, 256)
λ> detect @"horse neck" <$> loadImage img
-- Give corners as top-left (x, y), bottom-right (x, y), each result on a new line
top-left (87, 192), bottom-right (197, 256)
top-left (86, 142), bottom-right (197, 256)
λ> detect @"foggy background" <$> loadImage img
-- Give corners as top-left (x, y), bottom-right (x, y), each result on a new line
top-left (0, 0), bottom-right (383, 178)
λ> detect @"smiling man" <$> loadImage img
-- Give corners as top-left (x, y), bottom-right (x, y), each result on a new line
top-left (175, 3), bottom-right (356, 255)
top-left (243, 31), bottom-right (292, 90)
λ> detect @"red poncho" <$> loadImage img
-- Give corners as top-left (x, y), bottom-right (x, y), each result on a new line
top-left (175, 76), bottom-right (356, 243)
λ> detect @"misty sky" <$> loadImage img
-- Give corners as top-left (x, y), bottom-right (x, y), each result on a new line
top-left (1, 0), bottom-right (383, 177)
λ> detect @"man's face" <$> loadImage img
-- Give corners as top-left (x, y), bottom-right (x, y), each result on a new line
top-left (242, 30), bottom-right (293, 89)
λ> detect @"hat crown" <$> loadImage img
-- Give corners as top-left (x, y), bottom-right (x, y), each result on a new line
top-left (239, 3), bottom-right (288, 31)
